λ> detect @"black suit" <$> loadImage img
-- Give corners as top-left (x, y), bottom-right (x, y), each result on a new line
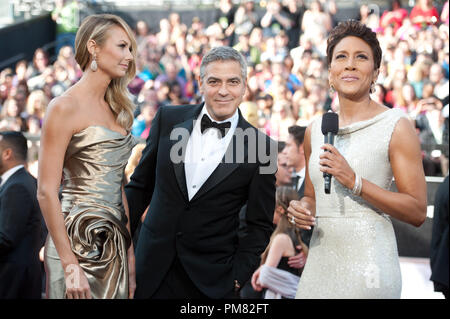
top-left (0, 167), bottom-right (44, 298)
top-left (125, 104), bottom-right (276, 299)
top-left (430, 175), bottom-right (449, 298)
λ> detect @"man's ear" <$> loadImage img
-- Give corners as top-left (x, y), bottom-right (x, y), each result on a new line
top-left (198, 75), bottom-right (204, 95)
top-left (298, 143), bottom-right (305, 155)
top-left (1, 148), bottom-right (12, 161)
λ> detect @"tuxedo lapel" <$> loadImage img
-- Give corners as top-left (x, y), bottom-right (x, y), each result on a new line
top-left (191, 111), bottom-right (251, 202)
top-left (171, 104), bottom-right (203, 201)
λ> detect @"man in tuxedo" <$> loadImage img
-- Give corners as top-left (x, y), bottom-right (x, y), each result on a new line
top-left (275, 141), bottom-right (293, 187)
top-left (0, 131), bottom-right (44, 298)
top-left (284, 125), bottom-right (306, 197)
top-left (283, 125), bottom-right (313, 247)
top-left (125, 46), bottom-right (277, 299)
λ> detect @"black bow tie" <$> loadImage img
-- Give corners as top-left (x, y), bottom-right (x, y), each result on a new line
top-left (200, 114), bottom-right (231, 138)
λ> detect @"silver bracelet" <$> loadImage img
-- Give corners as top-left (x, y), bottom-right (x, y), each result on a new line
top-left (351, 173), bottom-right (362, 196)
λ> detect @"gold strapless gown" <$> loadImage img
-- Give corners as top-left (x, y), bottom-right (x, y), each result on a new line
top-left (44, 126), bottom-right (137, 299)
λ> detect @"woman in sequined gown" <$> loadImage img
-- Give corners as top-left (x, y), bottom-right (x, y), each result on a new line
top-left (37, 14), bottom-right (138, 299)
top-left (287, 21), bottom-right (427, 298)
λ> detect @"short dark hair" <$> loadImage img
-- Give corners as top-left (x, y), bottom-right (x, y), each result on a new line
top-left (0, 131), bottom-right (28, 161)
top-left (288, 125), bottom-right (306, 147)
top-left (326, 20), bottom-right (382, 71)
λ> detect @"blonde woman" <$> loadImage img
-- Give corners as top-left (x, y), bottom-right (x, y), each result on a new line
top-left (26, 89), bottom-right (49, 121)
top-left (37, 14), bottom-right (138, 299)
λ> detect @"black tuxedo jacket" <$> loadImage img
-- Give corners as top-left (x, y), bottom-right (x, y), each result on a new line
top-left (125, 104), bottom-right (276, 298)
top-left (0, 167), bottom-right (45, 298)
top-left (430, 175), bottom-right (449, 293)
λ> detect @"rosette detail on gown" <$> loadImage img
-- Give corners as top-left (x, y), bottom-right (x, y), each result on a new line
top-left (45, 126), bottom-right (137, 299)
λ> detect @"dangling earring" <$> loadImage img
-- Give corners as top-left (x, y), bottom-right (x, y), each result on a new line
top-left (329, 84), bottom-right (335, 95)
top-left (370, 82), bottom-right (375, 94)
top-left (90, 53), bottom-right (98, 72)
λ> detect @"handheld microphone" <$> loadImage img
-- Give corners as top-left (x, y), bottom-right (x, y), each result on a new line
top-left (321, 112), bottom-right (339, 194)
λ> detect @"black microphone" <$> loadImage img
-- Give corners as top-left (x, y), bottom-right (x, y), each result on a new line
top-left (321, 112), bottom-right (339, 194)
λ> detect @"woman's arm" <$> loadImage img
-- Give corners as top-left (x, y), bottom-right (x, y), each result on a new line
top-left (319, 117), bottom-right (427, 226)
top-left (363, 117), bottom-right (427, 226)
top-left (37, 97), bottom-right (91, 299)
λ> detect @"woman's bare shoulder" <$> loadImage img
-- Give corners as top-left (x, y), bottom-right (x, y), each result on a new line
top-left (44, 93), bottom-right (86, 135)
top-left (47, 94), bottom-right (79, 118)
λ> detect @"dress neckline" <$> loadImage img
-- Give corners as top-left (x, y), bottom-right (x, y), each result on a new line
top-left (74, 125), bottom-right (130, 138)
top-left (337, 108), bottom-right (400, 135)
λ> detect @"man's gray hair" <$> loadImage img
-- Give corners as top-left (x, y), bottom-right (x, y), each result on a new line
top-left (199, 46), bottom-right (247, 81)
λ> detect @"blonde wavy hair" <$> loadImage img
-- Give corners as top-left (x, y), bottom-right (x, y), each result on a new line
top-left (75, 14), bottom-right (137, 130)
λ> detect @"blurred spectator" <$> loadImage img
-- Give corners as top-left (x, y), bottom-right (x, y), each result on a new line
top-left (169, 12), bottom-right (188, 46)
top-left (240, 88), bottom-right (259, 127)
top-left (442, 1), bottom-right (449, 25)
top-left (275, 148), bottom-right (293, 187)
top-left (410, 0), bottom-right (440, 29)
top-left (358, 4), bottom-right (380, 31)
top-left (26, 90), bottom-right (48, 124)
top-left (27, 48), bottom-right (49, 79)
top-left (260, 0), bottom-right (292, 38)
top-left (0, 98), bottom-right (27, 132)
top-left (51, 0), bottom-right (79, 54)
top-left (282, 0), bottom-right (307, 50)
top-left (135, 20), bottom-right (151, 48)
top-left (301, 0), bottom-right (332, 48)
top-left (131, 102), bottom-right (158, 139)
top-left (380, 0), bottom-right (409, 33)
top-left (234, 0), bottom-right (259, 40)
top-left (429, 63), bottom-right (449, 101)
top-left (154, 62), bottom-right (187, 98)
top-left (12, 60), bottom-right (28, 88)
top-left (268, 100), bottom-right (295, 141)
top-left (157, 18), bottom-right (172, 49)
top-left (0, 69), bottom-right (13, 105)
top-left (215, 0), bottom-right (237, 43)
top-left (55, 45), bottom-right (80, 83)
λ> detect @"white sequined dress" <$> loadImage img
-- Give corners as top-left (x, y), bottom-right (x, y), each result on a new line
top-left (296, 108), bottom-right (406, 299)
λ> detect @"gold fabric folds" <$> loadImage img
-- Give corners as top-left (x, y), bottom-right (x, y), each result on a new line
top-left (44, 126), bottom-right (136, 299)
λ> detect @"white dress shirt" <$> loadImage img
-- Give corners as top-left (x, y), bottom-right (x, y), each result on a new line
top-left (0, 165), bottom-right (24, 187)
top-left (294, 167), bottom-right (305, 191)
top-left (184, 106), bottom-right (239, 201)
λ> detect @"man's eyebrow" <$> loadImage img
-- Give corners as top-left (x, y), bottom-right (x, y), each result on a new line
top-left (206, 76), bottom-right (241, 81)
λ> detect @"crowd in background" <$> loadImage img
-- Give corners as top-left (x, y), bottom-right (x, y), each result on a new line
top-left (0, 0), bottom-right (449, 177)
